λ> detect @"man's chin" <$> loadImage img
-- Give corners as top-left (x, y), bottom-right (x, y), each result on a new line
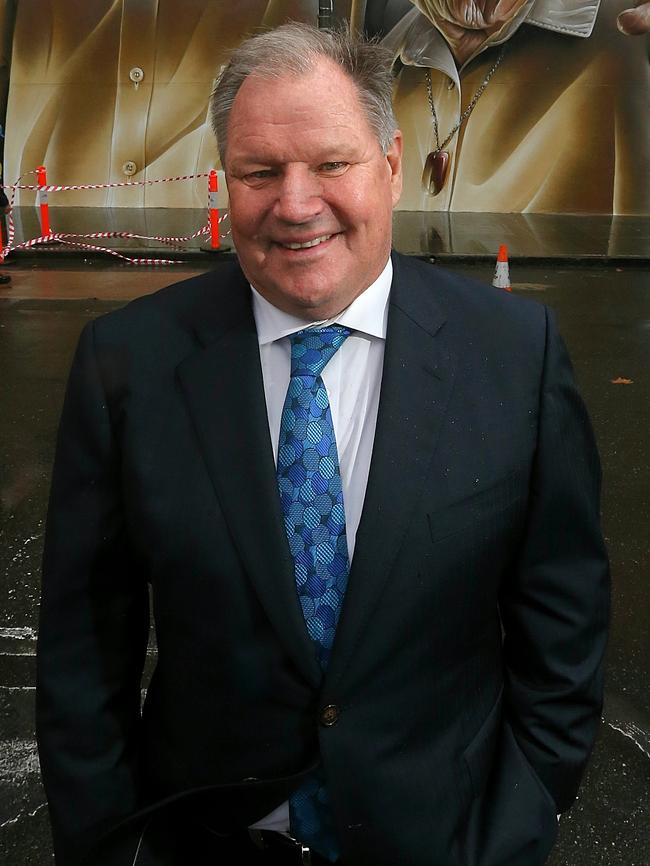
top-left (255, 274), bottom-right (351, 320)
top-left (279, 285), bottom-right (342, 320)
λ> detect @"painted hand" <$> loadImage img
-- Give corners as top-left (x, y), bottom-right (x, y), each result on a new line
top-left (617, 1), bottom-right (650, 34)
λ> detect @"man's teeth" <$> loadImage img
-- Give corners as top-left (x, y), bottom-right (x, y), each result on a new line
top-left (282, 235), bottom-right (332, 250)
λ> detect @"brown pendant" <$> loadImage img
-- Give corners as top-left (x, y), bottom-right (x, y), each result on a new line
top-left (422, 150), bottom-right (450, 196)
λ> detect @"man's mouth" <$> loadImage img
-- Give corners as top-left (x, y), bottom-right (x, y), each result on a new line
top-left (278, 234), bottom-right (334, 250)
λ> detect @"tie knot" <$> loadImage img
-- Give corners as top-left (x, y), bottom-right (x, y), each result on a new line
top-left (289, 325), bottom-right (351, 378)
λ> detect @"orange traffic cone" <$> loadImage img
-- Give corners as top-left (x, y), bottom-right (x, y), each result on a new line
top-left (492, 244), bottom-right (511, 292)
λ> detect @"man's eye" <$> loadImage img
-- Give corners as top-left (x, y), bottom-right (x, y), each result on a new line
top-left (244, 169), bottom-right (275, 182)
top-left (319, 162), bottom-right (348, 173)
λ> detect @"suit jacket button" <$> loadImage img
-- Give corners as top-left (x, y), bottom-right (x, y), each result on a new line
top-left (320, 704), bottom-right (340, 726)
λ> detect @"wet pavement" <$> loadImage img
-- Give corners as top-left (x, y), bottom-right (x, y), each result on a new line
top-left (4, 207), bottom-right (650, 261)
top-left (1, 259), bottom-right (649, 864)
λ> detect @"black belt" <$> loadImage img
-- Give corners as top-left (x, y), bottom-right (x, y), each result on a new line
top-left (199, 826), bottom-right (340, 865)
top-left (250, 829), bottom-right (337, 864)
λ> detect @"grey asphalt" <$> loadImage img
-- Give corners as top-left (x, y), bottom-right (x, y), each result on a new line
top-left (1, 261), bottom-right (648, 865)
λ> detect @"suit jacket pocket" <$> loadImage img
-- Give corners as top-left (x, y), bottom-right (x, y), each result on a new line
top-left (459, 719), bottom-right (560, 866)
top-left (508, 726), bottom-right (558, 815)
top-left (462, 687), bottom-right (504, 799)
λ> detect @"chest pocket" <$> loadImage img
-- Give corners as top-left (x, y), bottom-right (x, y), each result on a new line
top-left (427, 470), bottom-right (528, 545)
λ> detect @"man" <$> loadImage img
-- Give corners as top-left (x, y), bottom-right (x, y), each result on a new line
top-left (37, 23), bottom-right (609, 866)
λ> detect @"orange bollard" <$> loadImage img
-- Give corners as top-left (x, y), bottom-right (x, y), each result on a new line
top-left (208, 170), bottom-right (220, 250)
top-left (37, 165), bottom-right (51, 236)
top-left (492, 243), bottom-right (511, 292)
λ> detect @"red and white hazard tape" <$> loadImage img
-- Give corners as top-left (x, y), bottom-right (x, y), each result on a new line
top-left (1, 219), bottom-right (230, 265)
top-left (0, 170), bottom-right (230, 265)
top-left (3, 171), bottom-right (211, 193)
top-left (4, 170), bottom-right (35, 250)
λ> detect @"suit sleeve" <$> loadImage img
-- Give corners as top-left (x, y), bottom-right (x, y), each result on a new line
top-left (499, 306), bottom-right (610, 814)
top-left (37, 320), bottom-right (150, 865)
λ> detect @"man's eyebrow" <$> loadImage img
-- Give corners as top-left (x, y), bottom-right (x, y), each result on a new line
top-left (229, 155), bottom-right (279, 169)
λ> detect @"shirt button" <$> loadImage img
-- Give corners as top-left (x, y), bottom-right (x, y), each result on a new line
top-left (320, 704), bottom-right (340, 726)
top-left (122, 161), bottom-right (137, 176)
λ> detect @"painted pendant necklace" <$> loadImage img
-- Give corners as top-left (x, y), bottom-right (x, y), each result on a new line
top-left (423, 45), bottom-right (506, 196)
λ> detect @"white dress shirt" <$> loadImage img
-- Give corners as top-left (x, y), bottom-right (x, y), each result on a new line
top-left (247, 257), bottom-right (392, 833)
top-left (384, 0), bottom-right (600, 80)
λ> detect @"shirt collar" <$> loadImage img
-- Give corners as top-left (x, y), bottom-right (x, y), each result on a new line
top-left (384, 0), bottom-right (601, 76)
top-left (251, 257), bottom-right (392, 346)
top-left (525, 0), bottom-right (601, 38)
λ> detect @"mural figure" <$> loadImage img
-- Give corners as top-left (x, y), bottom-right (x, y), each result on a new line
top-left (359, 0), bottom-right (650, 213)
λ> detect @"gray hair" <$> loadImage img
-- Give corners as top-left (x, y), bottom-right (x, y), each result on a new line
top-left (210, 23), bottom-right (397, 168)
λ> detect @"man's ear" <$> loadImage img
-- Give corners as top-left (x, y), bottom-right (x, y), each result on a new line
top-left (387, 129), bottom-right (403, 207)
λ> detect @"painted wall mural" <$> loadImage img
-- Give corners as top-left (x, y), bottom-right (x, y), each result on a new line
top-left (1, 0), bottom-right (648, 213)
top-left (364, 0), bottom-right (650, 214)
top-left (2, 0), bottom-right (315, 209)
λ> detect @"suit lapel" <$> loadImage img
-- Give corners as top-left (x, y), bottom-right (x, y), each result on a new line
top-left (176, 270), bottom-right (322, 688)
top-left (325, 253), bottom-right (457, 691)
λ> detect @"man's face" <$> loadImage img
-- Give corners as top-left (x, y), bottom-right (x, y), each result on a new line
top-left (224, 59), bottom-right (403, 321)
top-left (414, 0), bottom-right (528, 62)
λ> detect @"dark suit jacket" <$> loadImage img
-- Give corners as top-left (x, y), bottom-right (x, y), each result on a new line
top-left (37, 252), bottom-right (609, 866)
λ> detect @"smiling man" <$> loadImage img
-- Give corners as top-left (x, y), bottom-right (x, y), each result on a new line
top-left (37, 23), bottom-right (609, 866)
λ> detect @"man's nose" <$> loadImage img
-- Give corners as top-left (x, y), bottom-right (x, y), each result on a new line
top-left (272, 165), bottom-right (324, 224)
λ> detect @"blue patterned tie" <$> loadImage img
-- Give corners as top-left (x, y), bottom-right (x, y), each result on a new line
top-left (276, 325), bottom-right (351, 862)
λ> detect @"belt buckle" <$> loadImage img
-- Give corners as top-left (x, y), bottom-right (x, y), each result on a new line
top-left (288, 835), bottom-right (312, 865)
top-left (249, 830), bottom-right (312, 864)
